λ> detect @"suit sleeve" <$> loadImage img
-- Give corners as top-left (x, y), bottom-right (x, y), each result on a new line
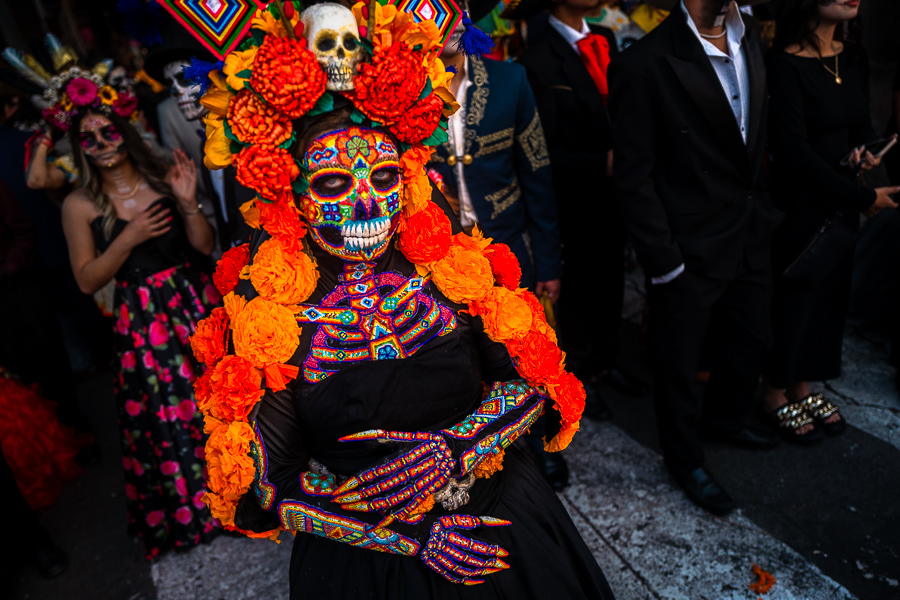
top-left (513, 67), bottom-right (563, 282)
top-left (767, 54), bottom-right (876, 212)
top-left (607, 57), bottom-right (684, 277)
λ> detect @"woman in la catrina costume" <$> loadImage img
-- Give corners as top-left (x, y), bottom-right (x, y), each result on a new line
top-left (188, 1), bottom-right (614, 597)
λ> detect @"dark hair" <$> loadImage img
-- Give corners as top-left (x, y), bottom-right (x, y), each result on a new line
top-left (771, 0), bottom-right (860, 54)
top-left (69, 108), bottom-right (173, 238)
top-left (292, 98), bottom-right (401, 159)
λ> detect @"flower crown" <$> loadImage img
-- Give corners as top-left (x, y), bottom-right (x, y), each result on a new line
top-left (189, 0), bottom-right (586, 540)
top-left (41, 67), bottom-right (140, 131)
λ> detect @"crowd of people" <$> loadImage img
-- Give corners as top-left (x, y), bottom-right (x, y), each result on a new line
top-left (0, 0), bottom-right (898, 595)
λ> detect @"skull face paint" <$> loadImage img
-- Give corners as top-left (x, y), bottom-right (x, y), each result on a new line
top-left (299, 127), bottom-right (402, 261)
top-left (163, 60), bottom-right (207, 121)
top-left (79, 114), bottom-right (126, 168)
top-left (301, 3), bottom-right (364, 92)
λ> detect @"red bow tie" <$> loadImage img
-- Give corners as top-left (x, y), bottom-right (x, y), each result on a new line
top-left (576, 33), bottom-right (612, 103)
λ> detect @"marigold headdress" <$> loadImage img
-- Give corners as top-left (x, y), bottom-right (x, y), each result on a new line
top-left (183, 0), bottom-right (585, 538)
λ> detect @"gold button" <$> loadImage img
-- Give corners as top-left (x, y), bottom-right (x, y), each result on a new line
top-left (447, 155), bottom-right (458, 166)
top-left (462, 154), bottom-right (473, 165)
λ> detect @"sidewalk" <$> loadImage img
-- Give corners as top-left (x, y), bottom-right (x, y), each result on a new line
top-left (11, 330), bottom-right (900, 600)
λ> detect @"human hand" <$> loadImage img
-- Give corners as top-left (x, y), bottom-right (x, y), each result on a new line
top-left (170, 148), bottom-right (198, 212)
top-left (119, 203), bottom-right (171, 248)
top-left (421, 514), bottom-right (511, 585)
top-left (860, 149), bottom-right (881, 171)
top-left (864, 186), bottom-right (900, 218)
top-left (535, 279), bottom-right (561, 304)
top-left (334, 430), bottom-right (454, 527)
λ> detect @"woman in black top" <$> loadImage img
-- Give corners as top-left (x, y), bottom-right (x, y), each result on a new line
top-left (763, 0), bottom-right (900, 442)
top-left (61, 108), bottom-right (221, 558)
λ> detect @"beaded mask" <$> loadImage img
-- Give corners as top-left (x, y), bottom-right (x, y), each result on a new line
top-left (298, 127), bottom-right (402, 261)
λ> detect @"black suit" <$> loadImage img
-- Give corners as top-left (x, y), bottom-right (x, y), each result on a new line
top-left (518, 23), bottom-right (625, 381)
top-left (608, 9), bottom-right (781, 472)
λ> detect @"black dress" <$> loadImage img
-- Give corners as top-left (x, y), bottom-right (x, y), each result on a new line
top-left (234, 219), bottom-right (614, 599)
top-left (766, 44), bottom-right (878, 388)
top-left (92, 197), bottom-right (221, 559)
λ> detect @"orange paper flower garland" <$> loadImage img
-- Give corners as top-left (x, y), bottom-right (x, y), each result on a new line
top-left (192, 0), bottom-right (584, 539)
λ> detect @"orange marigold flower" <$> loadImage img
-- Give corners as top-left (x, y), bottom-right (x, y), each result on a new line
top-left (519, 288), bottom-right (558, 344)
top-left (258, 200), bottom-right (308, 255)
top-left (548, 370), bottom-right (586, 426)
top-left (484, 243), bottom-right (522, 290)
top-left (251, 35), bottom-right (325, 119)
top-left (397, 200), bottom-right (451, 264)
top-left (471, 286), bottom-right (533, 343)
top-left (227, 90), bottom-right (292, 146)
top-left (431, 244), bottom-right (493, 304)
top-left (232, 296), bottom-right (302, 368)
top-left (190, 307), bottom-right (230, 367)
top-left (213, 243), bottom-right (251, 296)
top-left (203, 491), bottom-right (237, 526)
top-left (400, 145), bottom-right (434, 179)
top-left (507, 329), bottom-right (564, 388)
top-left (544, 419), bottom-right (579, 453)
top-left (402, 168), bottom-right (433, 215)
top-left (205, 420), bottom-right (256, 500)
top-left (389, 93), bottom-right (444, 144)
top-left (350, 41), bottom-right (425, 124)
top-left (195, 355), bottom-right (263, 422)
top-left (203, 413), bottom-right (224, 435)
top-left (250, 237), bottom-right (319, 305)
top-left (234, 145), bottom-right (299, 202)
top-left (223, 292), bottom-right (248, 324)
top-left (473, 449), bottom-right (505, 479)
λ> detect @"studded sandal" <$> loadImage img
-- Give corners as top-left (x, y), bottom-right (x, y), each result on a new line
top-left (761, 402), bottom-right (824, 445)
top-left (797, 393), bottom-right (846, 437)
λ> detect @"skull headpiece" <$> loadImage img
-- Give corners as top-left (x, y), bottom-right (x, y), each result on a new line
top-left (301, 3), bottom-right (364, 92)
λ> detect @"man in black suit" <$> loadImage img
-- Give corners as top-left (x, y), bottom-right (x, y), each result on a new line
top-left (608, 0), bottom-right (780, 513)
top-left (511, 0), bottom-right (648, 421)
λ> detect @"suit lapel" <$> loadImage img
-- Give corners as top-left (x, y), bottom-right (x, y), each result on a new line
top-left (665, 9), bottom-right (747, 172)
top-left (546, 27), bottom-right (604, 115)
top-left (743, 17), bottom-right (767, 168)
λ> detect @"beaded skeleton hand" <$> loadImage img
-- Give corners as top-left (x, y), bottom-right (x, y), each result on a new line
top-left (421, 515), bottom-right (511, 585)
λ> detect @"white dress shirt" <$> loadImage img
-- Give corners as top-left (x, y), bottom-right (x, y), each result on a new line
top-left (652, 1), bottom-right (750, 285)
top-left (447, 57), bottom-right (479, 229)
top-left (547, 14), bottom-right (590, 55)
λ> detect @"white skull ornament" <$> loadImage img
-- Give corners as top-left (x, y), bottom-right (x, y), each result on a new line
top-left (301, 3), bottom-right (364, 92)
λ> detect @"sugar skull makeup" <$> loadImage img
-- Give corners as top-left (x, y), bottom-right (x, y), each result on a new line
top-left (299, 127), bottom-right (402, 261)
top-left (79, 114), bottom-right (125, 167)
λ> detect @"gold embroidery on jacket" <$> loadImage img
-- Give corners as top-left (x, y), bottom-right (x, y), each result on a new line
top-left (474, 127), bottom-right (515, 158)
top-left (466, 56), bottom-right (489, 131)
top-left (486, 179), bottom-right (521, 219)
top-left (517, 109), bottom-right (551, 171)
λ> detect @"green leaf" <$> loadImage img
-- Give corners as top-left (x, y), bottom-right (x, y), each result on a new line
top-left (230, 140), bottom-right (243, 155)
top-left (292, 159), bottom-right (311, 194)
top-left (223, 119), bottom-right (241, 144)
top-left (268, 3), bottom-right (279, 18)
top-left (251, 28), bottom-right (267, 46)
top-left (359, 36), bottom-right (374, 55)
top-left (418, 77), bottom-right (433, 101)
top-left (350, 109), bottom-right (367, 125)
top-left (306, 92), bottom-right (334, 117)
top-left (239, 37), bottom-right (256, 51)
top-left (277, 130), bottom-right (297, 150)
top-left (236, 69), bottom-right (253, 79)
top-left (421, 125), bottom-right (449, 147)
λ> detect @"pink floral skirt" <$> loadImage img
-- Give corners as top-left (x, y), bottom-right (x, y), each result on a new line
top-left (113, 264), bottom-right (222, 560)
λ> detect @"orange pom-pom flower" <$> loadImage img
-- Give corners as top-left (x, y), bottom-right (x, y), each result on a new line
top-left (430, 243), bottom-right (494, 304)
top-left (507, 330), bottom-right (564, 388)
top-left (232, 296), bottom-right (302, 368)
top-left (485, 243), bottom-right (522, 290)
top-left (257, 200), bottom-right (308, 255)
top-left (250, 36), bottom-right (326, 119)
top-left (227, 90), bottom-right (293, 146)
top-left (190, 307), bottom-right (230, 367)
top-left (471, 286), bottom-right (533, 343)
top-left (195, 355), bottom-right (263, 422)
top-left (397, 201), bottom-right (452, 263)
top-left (389, 93), bottom-right (444, 143)
top-left (213, 244), bottom-right (251, 296)
top-left (205, 420), bottom-right (257, 500)
top-left (250, 238), bottom-right (319, 305)
top-left (234, 146), bottom-right (299, 202)
top-left (350, 41), bottom-right (425, 124)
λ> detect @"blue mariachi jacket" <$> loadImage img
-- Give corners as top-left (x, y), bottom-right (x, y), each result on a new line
top-left (428, 56), bottom-right (563, 287)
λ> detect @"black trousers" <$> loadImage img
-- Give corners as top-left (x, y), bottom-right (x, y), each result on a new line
top-left (556, 179), bottom-right (626, 381)
top-left (647, 260), bottom-right (772, 473)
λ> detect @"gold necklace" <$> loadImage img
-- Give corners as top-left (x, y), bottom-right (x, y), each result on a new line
top-left (816, 43), bottom-right (841, 85)
top-left (105, 178), bottom-right (143, 200)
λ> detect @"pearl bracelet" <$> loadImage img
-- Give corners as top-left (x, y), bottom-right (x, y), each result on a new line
top-left (182, 203), bottom-right (203, 216)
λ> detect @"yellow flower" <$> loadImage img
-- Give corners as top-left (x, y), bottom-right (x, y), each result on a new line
top-left (251, 5), bottom-right (300, 38)
top-left (203, 112), bottom-right (233, 169)
top-left (223, 47), bottom-right (258, 91)
top-left (239, 199), bottom-right (260, 229)
top-left (60, 94), bottom-right (73, 111)
top-left (98, 85), bottom-right (118, 105)
top-left (200, 87), bottom-right (233, 116)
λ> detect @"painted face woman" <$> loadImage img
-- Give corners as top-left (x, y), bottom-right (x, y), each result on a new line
top-left (60, 105), bottom-right (220, 559)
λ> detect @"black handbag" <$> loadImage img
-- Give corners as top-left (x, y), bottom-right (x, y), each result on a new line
top-left (781, 211), bottom-right (858, 288)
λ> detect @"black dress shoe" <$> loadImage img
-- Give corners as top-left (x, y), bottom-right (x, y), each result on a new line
top-left (582, 384), bottom-right (613, 421)
top-left (598, 367), bottom-right (650, 397)
top-left (699, 424), bottom-right (779, 450)
top-left (535, 451), bottom-right (569, 491)
top-left (670, 467), bottom-right (735, 514)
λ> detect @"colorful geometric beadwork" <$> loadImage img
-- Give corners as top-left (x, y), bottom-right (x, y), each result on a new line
top-left (458, 401), bottom-right (544, 475)
top-left (443, 379), bottom-right (535, 440)
top-left (250, 423), bottom-right (276, 511)
top-left (155, 0), bottom-right (266, 59)
top-left (392, 0), bottom-right (463, 46)
top-left (301, 471), bottom-right (336, 497)
top-left (278, 500), bottom-right (420, 556)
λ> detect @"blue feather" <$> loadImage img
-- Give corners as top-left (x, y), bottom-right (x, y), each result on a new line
top-left (445, 64), bottom-right (458, 74)
top-left (182, 57), bottom-right (224, 96)
top-left (455, 11), bottom-right (494, 57)
top-left (117, 0), bottom-right (165, 46)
